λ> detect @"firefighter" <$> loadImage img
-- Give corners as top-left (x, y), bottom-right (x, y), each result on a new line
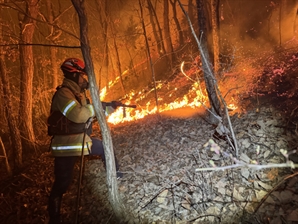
top-left (47, 58), bottom-right (122, 224)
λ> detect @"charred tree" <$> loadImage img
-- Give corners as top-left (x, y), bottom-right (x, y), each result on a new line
top-left (71, 0), bottom-right (125, 221)
top-left (18, 0), bottom-right (38, 157)
top-left (195, 0), bottom-right (221, 123)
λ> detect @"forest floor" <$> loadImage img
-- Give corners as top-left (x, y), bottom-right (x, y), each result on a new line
top-left (0, 47), bottom-right (298, 224)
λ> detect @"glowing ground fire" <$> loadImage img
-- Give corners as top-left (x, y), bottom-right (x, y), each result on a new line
top-left (104, 61), bottom-right (239, 125)
top-left (106, 81), bottom-right (209, 125)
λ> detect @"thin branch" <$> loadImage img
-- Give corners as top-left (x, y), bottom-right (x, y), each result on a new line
top-left (253, 171), bottom-right (298, 214)
top-left (196, 162), bottom-right (298, 172)
top-left (0, 2), bottom-right (79, 40)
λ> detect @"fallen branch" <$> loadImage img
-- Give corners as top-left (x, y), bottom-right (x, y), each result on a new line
top-left (196, 140), bottom-right (297, 171)
top-left (253, 171), bottom-right (298, 214)
top-left (196, 162), bottom-right (298, 172)
top-left (188, 214), bottom-right (221, 222)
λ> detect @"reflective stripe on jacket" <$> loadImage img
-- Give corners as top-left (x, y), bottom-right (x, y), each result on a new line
top-left (51, 141), bottom-right (91, 157)
top-left (50, 78), bottom-right (94, 157)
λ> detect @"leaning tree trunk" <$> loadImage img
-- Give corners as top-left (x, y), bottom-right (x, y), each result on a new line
top-left (18, 0), bottom-right (38, 156)
top-left (71, 0), bottom-right (125, 221)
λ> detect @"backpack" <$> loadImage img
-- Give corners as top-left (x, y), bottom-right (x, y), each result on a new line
top-left (47, 86), bottom-right (91, 136)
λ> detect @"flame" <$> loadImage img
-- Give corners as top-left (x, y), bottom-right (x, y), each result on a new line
top-left (227, 103), bottom-right (238, 110)
top-left (107, 81), bottom-right (208, 125)
top-left (104, 61), bottom-right (241, 125)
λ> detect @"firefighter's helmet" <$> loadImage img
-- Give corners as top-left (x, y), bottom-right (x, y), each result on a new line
top-left (60, 58), bottom-right (86, 74)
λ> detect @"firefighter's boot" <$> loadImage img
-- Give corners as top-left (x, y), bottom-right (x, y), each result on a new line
top-left (48, 196), bottom-right (62, 224)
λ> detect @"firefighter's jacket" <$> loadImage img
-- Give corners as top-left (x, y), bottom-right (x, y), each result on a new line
top-left (49, 78), bottom-right (113, 157)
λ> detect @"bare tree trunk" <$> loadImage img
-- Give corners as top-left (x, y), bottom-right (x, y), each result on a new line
top-left (96, 0), bottom-right (109, 89)
top-left (187, 0), bottom-right (196, 44)
top-left (178, 0), bottom-right (221, 124)
top-left (188, 0), bottom-right (195, 24)
top-left (279, 0), bottom-right (283, 46)
top-left (71, 0), bottom-right (125, 221)
top-left (46, 0), bottom-right (59, 89)
top-left (0, 11), bottom-right (22, 171)
top-left (139, 0), bottom-right (159, 111)
top-left (169, 0), bottom-right (184, 46)
top-left (211, 0), bottom-right (220, 76)
top-left (146, 0), bottom-right (166, 57)
top-left (0, 3), bottom-right (18, 173)
top-left (178, 0), bottom-right (239, 156)
top-left (18, 0), bottom-right (38, 155)
top-left (163, 0), bottom-right (174, 66)
top-left (196, 0), bottom-right (221, 122)
top-left (110, 22), bottom-right (126, 95)
top-left (293, 1), bottom-right (298, 38)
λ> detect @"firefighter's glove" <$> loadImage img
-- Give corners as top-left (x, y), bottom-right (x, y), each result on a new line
top-left (86, 104), bottom-right (95, 117)
top-left (110, 101), bottom-right (122, 109)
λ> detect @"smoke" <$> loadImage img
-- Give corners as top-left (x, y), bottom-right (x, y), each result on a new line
top-left (219, 0), bottom-right (298, 57)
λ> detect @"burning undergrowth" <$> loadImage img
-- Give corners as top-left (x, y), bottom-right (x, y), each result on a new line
top-left (104, 46), bottom-right (298, 126)
top-left (81, 48), bottom-right (298, 223)
top-left (106, 64), bottom-right (209, 125)
top-left (1, 48), bottom-right (298, 224)
top-left (256, 49), bottom-right (298, 115)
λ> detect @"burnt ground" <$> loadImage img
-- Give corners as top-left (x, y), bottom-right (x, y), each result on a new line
top-left (0, 48), bottom-right (298, 224)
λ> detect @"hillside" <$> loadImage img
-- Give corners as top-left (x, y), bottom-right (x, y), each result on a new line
top-left (0, 48), bottom-right (298, 224)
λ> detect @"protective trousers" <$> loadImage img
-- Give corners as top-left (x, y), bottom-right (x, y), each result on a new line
top-left (48, 137), bottom-right (120, 223)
